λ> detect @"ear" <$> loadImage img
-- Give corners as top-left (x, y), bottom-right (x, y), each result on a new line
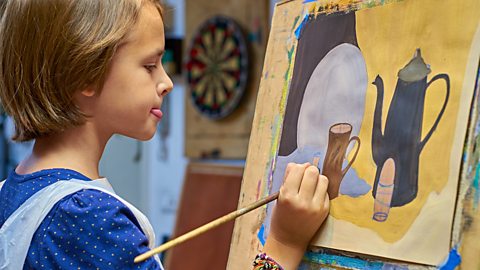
top-left (73, 86), bottom-right (97, 116)
top-left (80, 87), bottom-right (96, 97)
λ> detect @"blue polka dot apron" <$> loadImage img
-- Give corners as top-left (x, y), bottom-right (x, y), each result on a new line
top-left (0, 179), bottom-right (163, 270)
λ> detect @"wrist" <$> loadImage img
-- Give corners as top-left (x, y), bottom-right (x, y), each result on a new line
top-left (253, 253), bottom-right (284, 270)
top-left (262, 235), bottom-right (306, 270)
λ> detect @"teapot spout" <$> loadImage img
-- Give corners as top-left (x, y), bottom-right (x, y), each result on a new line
top-left (372, 75), bottom-right (385, 164)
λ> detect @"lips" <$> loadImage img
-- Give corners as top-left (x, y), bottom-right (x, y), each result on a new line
top-left (150, 108), bottom-right (163, 119)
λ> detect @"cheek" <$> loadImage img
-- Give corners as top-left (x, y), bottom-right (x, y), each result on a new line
top-left (97, 67), bottom-right (157, 118)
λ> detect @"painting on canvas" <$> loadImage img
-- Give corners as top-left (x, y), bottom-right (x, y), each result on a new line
top-left (256, 0), bottom-right (480, 265)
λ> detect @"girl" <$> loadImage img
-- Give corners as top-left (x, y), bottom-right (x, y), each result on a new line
top-left (0, 0), bottom-right (330, 269)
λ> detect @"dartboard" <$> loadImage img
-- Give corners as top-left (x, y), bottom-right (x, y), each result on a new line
top-left (186, 16), bottom-right (249, 120)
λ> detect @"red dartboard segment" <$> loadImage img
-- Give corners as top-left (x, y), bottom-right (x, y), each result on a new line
top-left (186, 16), bottom-right (249, 120)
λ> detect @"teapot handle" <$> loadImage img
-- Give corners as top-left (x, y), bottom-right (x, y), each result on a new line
top-left (420, 74), bottom-right (450, 151)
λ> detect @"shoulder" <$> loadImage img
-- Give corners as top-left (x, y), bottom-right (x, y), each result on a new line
top-left (49, 188), bottom-right (146, 244)
top-left (56, 188), bottom-right (142, 228)
top-left (26, 188), bottom-right (160, 269)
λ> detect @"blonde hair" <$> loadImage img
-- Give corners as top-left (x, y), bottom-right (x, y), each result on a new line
top-left (0, 0), bottom-right (163, 141)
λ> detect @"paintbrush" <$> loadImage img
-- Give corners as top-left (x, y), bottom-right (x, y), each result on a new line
top-left (134, 191), bottom-right (279, 263)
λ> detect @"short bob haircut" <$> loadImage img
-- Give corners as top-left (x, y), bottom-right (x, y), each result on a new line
top-left (0, 0), bottom-right (163, 141)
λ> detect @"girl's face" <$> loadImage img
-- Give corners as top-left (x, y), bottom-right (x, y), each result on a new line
top-left (91, 3), bottom-right (173, 141)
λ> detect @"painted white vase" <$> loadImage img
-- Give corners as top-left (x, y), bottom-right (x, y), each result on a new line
top-left (297, 43), bottom-right (368, 154)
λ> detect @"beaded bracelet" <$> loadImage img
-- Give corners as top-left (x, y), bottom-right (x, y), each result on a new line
top-left (252, 253), bottom-right (284, 270)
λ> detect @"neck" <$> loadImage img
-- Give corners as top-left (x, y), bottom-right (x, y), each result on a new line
top-left (16, 122), bottom-right (111, 179)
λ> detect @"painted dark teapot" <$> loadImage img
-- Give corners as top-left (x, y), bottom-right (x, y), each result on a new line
top-left (371, 49), bottom-right (450, 207)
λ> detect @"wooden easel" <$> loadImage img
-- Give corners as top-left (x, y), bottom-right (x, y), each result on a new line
top-left (227, 0), bottom-right (480, 269)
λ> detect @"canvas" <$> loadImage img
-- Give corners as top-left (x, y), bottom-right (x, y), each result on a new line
top-left (238, 0), bottom-right (480, 266)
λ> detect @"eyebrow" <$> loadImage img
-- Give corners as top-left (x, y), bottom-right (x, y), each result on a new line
top-left (146, 49), bottom-right (165, 59)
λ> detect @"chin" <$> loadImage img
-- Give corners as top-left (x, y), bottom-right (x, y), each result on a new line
top-left (122, 128), bottom-right (157, 141)
top-left (135, 131), bottom-right (156, 141)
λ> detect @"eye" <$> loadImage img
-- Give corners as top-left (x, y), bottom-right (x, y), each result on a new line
top-left (144, 64), bottom-right (157, 73)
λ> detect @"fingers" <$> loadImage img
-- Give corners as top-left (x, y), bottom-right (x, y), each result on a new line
top-left (281, 163), bottom-right (329, 206)
top-left (282, 162), bottom-right (309, 196)
top-left (272, 166), bottom-right (330, 251)
top-left (319, 192), bottom-right (330, 221)
top-left (313, 175), bottom-right (329, 207)
top-left (298, 165), bottom-right (320, 201)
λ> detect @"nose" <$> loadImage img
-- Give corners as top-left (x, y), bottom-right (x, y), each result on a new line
top-left (156, 73), bottom-right (173, 97)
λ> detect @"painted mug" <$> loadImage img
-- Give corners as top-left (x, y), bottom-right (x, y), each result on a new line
top-left (322, 123), bottom-right (361, 199)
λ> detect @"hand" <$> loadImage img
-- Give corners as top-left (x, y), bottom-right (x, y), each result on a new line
top-left (262, 162), bottom-right (329, 270)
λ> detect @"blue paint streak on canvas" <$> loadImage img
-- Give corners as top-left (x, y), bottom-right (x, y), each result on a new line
top-left (473, 163), bottom-right (480, 210)
top-left (303, 0), bottom-right (317, 3)
top-left (438, 247), bottom-right (461, 270)
top-left (304, 252), bottom-right (389, 269)
top-left (257, 224), bottom-right (266, 246)
top-left (294, 14), bottom-right (310, 40)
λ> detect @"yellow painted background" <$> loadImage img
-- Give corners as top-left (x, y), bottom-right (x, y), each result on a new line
top-left (328, 0), bottom-right (480, 242)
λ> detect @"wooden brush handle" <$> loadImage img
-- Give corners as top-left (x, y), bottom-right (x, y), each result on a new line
top-left (134, 191), bottom-right (279, 263)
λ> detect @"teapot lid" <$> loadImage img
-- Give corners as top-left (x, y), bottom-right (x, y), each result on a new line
top-left (398, 48), bottom-right (431, 82)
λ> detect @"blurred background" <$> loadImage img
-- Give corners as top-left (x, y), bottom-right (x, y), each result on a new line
top-left (0, 0), bottom-right (280, 269)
